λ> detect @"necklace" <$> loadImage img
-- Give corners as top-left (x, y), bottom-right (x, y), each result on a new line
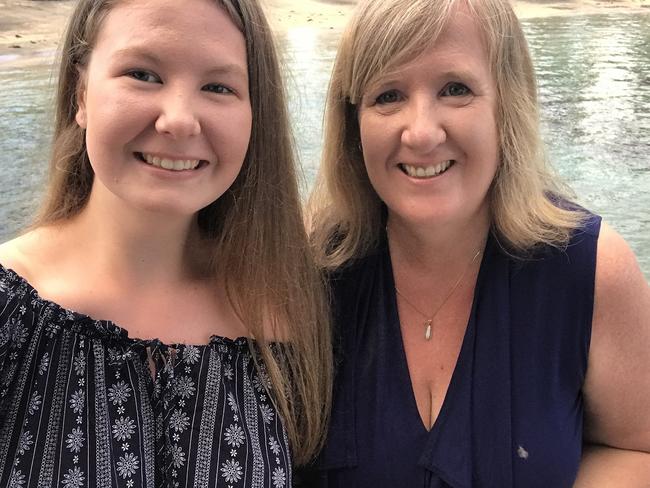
top-left (395, 247), bottom-right (482, 340)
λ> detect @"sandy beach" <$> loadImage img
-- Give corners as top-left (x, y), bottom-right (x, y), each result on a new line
top-left (264, 0), bottom-right (650, 30)
top-left (0, 0), bottom-right (648, 66)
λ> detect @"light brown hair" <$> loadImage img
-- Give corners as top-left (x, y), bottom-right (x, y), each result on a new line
top-left (309, 0), bottom-right (584, 268)
top-left (36, 0), bottom-right (331, 465)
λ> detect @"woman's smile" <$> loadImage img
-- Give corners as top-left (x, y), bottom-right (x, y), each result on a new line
top-left (135, 152), bottom-right (208, 172)
top-left (398, 160), bottom-right (456, 179)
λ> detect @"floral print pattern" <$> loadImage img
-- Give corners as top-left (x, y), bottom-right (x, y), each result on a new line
top-left (0, 265), bottom-right (292, 487)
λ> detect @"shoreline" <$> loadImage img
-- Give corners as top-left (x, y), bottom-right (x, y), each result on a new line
top-left (0, 0), bottom-right (648, 67)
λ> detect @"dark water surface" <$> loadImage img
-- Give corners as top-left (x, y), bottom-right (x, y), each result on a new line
top-left (1, 14), bottom-right (649, 278)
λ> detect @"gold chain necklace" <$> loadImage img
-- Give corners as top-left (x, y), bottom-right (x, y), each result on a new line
top-left (395, 248), bottom-right (482, 340)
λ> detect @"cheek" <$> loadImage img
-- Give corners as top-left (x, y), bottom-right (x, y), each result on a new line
top-left (84, 91), bottom-right (121, 133)
top-left (473, 124), bottom-right (500, 193)
top-left (481, 118), bottom-right (500, 173)
top-left (228, 105), bottom-right (252, 157)
top-left (359, 113), bottom-right (379, 150)
top-left (359, 116), bottom-right (390, 170)
top-left (463, 109), bottom-right (499, 164)
top-left (205, 104), bottom-right (252, 162)
top-left (241, 107), bottom-right (253, 151)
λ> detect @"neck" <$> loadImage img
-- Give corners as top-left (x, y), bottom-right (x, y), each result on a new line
top-left (61, 191), bottom-right (209, 286)
top-left (386, 205), bottom-right (491, 277)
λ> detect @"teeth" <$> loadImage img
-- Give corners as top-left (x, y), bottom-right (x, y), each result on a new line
top-left (141, 153), bottom-right (201, 171)
top-left (402, 160), bottom-right (453, 179)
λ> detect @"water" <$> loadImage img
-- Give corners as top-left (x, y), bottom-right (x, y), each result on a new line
top-left (1, 14), bottom-right (649, 279)
top-left (0, 62), bottom-right (55, 236)
top-left (527, 15), bottom-right (650, 279)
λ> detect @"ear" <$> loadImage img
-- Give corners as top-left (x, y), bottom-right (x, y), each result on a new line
top-left (75, 68), bottom-right (88, 129)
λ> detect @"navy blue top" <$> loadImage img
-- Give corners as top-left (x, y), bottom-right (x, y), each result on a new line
top-left (304, 214), bottom-right (600, 488)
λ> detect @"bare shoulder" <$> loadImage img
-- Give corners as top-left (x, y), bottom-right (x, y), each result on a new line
top-left (0, 228), bottom-right (58, 284)
top-left (583, 222), bottom-right (650, 451)
top-left (593, 222), bottom-right (649, 322)
top-left (596, 221), bottom-right (644, 274)
top-left (0, 233), bottom-right (35, 278)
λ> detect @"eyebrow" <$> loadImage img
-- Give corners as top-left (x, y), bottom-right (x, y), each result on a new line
top-left (437, 69), bottom-right (483, 84)
top-left (368, 68), bottom-right (483, 92)
top-left (112, 47), bottom-right (248, 79)
top-left (205, 64), bottom-right (248, 79)
top-left (113, 47), bottom-right (162, 65)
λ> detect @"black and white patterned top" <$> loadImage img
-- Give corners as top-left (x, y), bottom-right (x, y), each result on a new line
top-left (0, 265), bottom-right (292, 488)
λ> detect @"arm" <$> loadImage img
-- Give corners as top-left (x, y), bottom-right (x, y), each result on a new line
top-left (575, 445), bottom-right (650, 487)
top-left (577, 223), bottom-right (650, 486)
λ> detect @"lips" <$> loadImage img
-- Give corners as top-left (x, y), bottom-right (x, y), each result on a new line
top-left (399, 160), bottom-right (455, 179)
top-left (135, 152), bottom-right (208, 171)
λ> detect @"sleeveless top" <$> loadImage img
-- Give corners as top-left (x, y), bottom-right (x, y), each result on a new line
top-left (304, 213), bottom-right (600, 488)
top-left (0, 265), bottom-right (292, 488)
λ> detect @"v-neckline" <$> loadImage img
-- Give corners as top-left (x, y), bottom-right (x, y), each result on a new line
top-left (384, 237), bottom-right (483, 435)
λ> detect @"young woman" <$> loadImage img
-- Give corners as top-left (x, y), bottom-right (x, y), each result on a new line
top-left (0, 0), bottom-right (331, 486)
top-left (307, 0), bottom-right (650, 486)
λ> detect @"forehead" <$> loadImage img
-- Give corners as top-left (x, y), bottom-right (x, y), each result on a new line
top-left (92, 0), bottom-right (247, 65)
top-left (432, 7), bottom-right (486, 57)
top-left (406, 10), bottom-right (487, 74)
top-left (361, 4), bottom-right (491, 92)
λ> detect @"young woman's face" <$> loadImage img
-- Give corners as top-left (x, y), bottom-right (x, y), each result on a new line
top-left (76, 0), bottom-right (252, 217)
top-left (357, 6), bottom-right (499, 231)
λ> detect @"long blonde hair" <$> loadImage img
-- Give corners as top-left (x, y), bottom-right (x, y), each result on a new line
top-left (35, 0), bottom-right (331, 465)
top-left (309, 0), bottom-right (584, 268)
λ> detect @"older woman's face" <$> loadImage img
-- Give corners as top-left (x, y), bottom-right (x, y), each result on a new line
top-left (358, 6), bottom-right (499, 231)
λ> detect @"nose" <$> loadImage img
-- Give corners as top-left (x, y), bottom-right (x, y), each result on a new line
top-left (154, 89), bottom-right (201, 139)
top-left (400, 97), bottom-right (446, 153)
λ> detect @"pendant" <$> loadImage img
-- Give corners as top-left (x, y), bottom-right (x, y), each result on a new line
top-left (424, 319), bottom-right (432, 340)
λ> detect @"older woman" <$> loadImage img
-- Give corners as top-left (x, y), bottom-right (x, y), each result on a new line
top-left (307, 0), bottom-right (650, 486)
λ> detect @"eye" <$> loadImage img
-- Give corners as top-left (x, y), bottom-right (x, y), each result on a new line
top-left (202, 84), bottom-right (234, 95)
top-left (440, 82), bottom-right (471, 97)
top-left (375, 90), bottom-right (403, 105)
top-left (126, 70), bottom-right (160, 83)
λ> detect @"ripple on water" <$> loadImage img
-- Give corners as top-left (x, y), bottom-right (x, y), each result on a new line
top-left (525, 14), bottom-right (650, 279)
top-left (0, 63), bottom-right (56, 239)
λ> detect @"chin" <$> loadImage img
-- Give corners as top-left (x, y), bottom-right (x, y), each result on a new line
top-left (388, 211), bottom-right (444, 230)
top-left (132, 200), bottom-right (202, 220)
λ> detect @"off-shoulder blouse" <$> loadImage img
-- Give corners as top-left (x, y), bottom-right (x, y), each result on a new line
top-left (0, 265), bottom-right (292, 488)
